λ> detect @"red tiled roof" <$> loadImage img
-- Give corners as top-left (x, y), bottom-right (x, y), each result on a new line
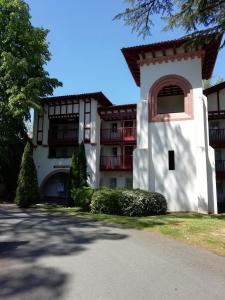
top-left (122, 34), bottom-right (222, 86)
top-left (42, 92), bottom-right (112, 106)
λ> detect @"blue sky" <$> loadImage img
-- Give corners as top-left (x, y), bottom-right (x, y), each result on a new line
top-left (26, 0), bottom-right (225, 105)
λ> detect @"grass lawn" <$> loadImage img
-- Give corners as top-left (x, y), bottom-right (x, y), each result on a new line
top-left (35, 204), bottom-right (225, 257)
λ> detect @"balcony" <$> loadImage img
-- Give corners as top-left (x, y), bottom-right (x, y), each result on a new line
top-left (100, 127), bottom-right (136, 144)
top-left (100, 155), bottom-right (133, 171)
top-left (48, 129), bottom-right (79, 146)
top-left (216, 160), bottom-right (225, 178)
top-left (209, 129), bottom-right (225, 147)
top-left (208, 110), bottom-right (225, 120)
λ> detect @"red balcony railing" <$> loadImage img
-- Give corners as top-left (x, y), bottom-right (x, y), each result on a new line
top-left (100, 127), bottom-right (136, 144)
top-left (209, 129), bottom-right (225, 147)
top-left (48, 129), bottom-right (79, 145)
top-left (100, 155), bottom-right (133, 171)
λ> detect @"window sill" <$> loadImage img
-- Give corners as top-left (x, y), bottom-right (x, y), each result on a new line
top-left (150, 112), bottom-right (193, 122)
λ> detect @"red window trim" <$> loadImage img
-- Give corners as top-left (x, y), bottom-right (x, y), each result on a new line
top-left (149, 74), bottom-right (193, 122)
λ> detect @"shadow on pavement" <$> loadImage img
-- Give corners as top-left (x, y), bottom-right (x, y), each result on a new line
top-left (0, 206), bottom-right (129, 299)
top-left (0, 266), bottom-right (68, 299)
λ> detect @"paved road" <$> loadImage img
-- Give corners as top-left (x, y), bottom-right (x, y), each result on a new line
top-left (0, 205), bottom-right (225, 300)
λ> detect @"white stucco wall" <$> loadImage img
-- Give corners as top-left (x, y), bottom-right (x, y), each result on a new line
top-left (134, 56), bottom-right (216, 213)
top-left (33, 146), bottom-right (71, 186)
top-left (85, 144), bottom-right (98, 188)
top-left (133, 148), bottom-right (148, 190)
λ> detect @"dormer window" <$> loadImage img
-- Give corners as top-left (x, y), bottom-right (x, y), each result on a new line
top-left (149, 74), bottom-right (193, 122)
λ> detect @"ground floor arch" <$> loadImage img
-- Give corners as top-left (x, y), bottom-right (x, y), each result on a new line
top-left (40, 169), bottom-right (69, 200)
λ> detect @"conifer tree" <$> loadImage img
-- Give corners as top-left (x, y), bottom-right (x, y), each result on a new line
top-left (15, 142), bottom-right (39, 207)
top-left (115, 0), bottom-right (225, 46)
top-left (68, 143), bottom-right (88, 198)
top-left (78, 142), bottom-right (88, 187)
top-left (69, 151), bottom-right (80, 190)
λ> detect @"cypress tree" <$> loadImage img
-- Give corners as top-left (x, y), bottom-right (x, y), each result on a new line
top-left (15, 142), bottom-right (39, 207)
top-left (68, 143), bottom-right (88, 199)
top-left (78, 142), bottom-right (87, 187)
top-left (69, 151), bottom-right (80, 190)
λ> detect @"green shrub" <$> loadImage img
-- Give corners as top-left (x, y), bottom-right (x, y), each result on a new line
top-left (15, 142), bottom-right (39, 208)
top-left (120, 190), bottom-right (167, 216)
top-left (71, 187), bottom-right (95, 211)
top-left (90, 188), bottom-right (123, 214)
top-left (90, 188), bottom-right (167, 216)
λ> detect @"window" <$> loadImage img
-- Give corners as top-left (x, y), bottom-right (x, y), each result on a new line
top-left (84, 100), bottom-right (91, 142)
top-left (124, 120), bottom-right (133, 128)
top-left (168, 150), bottom-right (175, 170)
top-left (112, 147), bottom-right (118, 156)
top-left (111, 123), bottom-right (120, 139)
top-left (110, 178), bottom-right (117, 188)
top-left (37, 114), bottom-right (43, 144)
top-left (149, 75), bottom-right (193, 122)
top-left (125, 178), bottom-right (132, 188)
top-left (124, 145), bottom-right (133, 156)
top-left (157, 85), bottom-right (184, 114)
top-left (111, 123), bottom-right (118, 132)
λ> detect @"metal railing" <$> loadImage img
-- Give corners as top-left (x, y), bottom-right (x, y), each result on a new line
top-left (100, 127), bottom-right (136, 143)
top-left (100, 155), bottom-right (133, 170)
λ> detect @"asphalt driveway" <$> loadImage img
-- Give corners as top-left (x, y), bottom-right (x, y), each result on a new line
top-left (0, 205), bottom-right (225, 300)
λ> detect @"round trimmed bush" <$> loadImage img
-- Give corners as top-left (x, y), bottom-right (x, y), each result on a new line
top-left (120, 190), bottom-right (167, 216)
top-left (90, 188), bottom-right (123, 214)
top-left (90, 188), bottom-right (167, 216)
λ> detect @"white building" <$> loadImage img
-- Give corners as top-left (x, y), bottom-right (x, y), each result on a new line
top-left (33, 35), bottom-right (223, 213)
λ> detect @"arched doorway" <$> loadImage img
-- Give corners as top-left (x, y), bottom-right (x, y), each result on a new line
top-left (41, 170), bottom-right (69, 201)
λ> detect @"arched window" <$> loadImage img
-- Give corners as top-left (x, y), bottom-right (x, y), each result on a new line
top-left (149, 75), bottom-right (193, 122)
top-left (157, 85), bottom-right (184, 114)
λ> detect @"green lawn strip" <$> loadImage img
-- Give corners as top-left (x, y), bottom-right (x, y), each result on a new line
top-left (34, 205), bottom-right (225, 256)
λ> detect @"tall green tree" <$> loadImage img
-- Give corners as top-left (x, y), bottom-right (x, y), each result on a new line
top-left (0, 0), bottom-right (62, 198)
top-left (78, 142), bottom-right (88, 187)
top-left (15, 142), bottom-right (39, 207)
top-left (69, 151), bottom-right (80, 190)
top-left (115, 0), bottom-right (224, 46)
top-left (69, 143), bottom-right (88, 190)
top-left (68, 143), bottom-right (88, 203)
